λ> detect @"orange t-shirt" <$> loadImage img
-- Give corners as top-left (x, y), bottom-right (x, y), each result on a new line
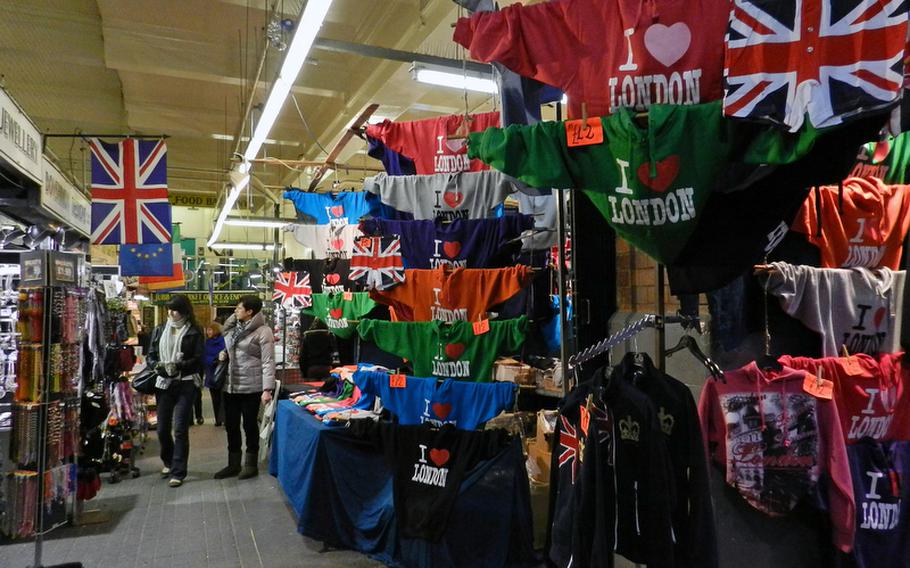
top-left (792, 177), bottom-right (910, 270)
top-left (370, 265), bottom-right (532, 322)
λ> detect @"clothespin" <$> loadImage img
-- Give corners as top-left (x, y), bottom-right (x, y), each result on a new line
top-left (816, 365), bottom-right (824, 389)
top-left (581, 102), bottom-right (588, 123)
top-left (841, 344), bottom-right (850, 358)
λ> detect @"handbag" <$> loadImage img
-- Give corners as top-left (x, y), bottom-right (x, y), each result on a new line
top-left (132, 367), bottom-right (159, 395)
top-left (211, 358), bottom-right (229, 390)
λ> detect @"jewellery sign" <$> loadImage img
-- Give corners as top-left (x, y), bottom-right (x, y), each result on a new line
top-left (151, 290), bottom-right (262, 306)
top-left (41, 156), bottom-right (91, 238)
top-left (0, 89), bottom-right (41, 184)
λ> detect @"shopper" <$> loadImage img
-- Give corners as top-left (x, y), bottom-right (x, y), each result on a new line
top-left (215, 295), bottom-right (275, 480)
top-left (203, 321), bottom-right (226, 427)
top-left (145, 295), bottom-right (204, 488)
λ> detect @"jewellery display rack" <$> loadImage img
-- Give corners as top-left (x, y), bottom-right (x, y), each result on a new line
top-left (1, 251), bottom-right (87, 568)
top-left (274, 305), bottom-right (302, 385)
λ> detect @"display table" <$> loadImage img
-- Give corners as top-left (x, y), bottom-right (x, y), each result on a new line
top-left (269, 400), bottom-right (538, 568)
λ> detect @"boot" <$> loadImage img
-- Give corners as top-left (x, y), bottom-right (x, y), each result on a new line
top-left (214, 452), bottom-right (242, 479)
top-left (237, 452), bottom-right (259, 480)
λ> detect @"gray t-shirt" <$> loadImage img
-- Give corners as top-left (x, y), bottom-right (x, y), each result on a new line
top-left (767, 262), bottom-right (906, 357)
top-left (363, 171), bottom-right (519, 221)
top-left (515, 191), bottom-right (558, 250)
top-left (284, 223), bottom-right (362, 259)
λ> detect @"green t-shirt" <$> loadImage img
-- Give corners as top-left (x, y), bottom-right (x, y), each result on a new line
top-left (304, 292), bottom-right (377, 339)
top-left (357, 317), bottom-right (528, 381)
top-left (849, 132), bottom-right (910, 183)
top-left (468, 101), bottom-right (823, 263)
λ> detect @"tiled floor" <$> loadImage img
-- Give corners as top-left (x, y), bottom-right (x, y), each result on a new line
top-left (0, 398), bottom-right (383, 568)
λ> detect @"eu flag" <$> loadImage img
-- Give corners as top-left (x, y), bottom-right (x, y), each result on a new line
top-left (119, 244), bottom-right (173, 276)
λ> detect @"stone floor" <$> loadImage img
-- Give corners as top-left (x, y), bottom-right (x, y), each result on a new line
top-left (0, 394), bottom-right (383, 568)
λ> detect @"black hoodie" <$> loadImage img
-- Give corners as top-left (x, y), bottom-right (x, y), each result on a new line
top-left (549, 366), bottom-right (676, 567)
top-left (612, 353), bottom-right (718, 568)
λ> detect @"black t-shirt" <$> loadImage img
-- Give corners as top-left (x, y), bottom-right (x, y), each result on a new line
top-left (283, 257), bottom-right (358, 294)
top-left (353, 421), bottom-right (511, 541)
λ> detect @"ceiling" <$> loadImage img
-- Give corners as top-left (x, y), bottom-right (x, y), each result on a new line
top-left (0, 0), bottom-right (503, 215)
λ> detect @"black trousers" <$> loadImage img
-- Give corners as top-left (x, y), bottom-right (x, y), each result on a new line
top-left (156, 380), bottom-right (195, 479)
top-left (209, 388), bottom-right (224, 424)
top-left (223, 391), bottom-right (261, 455)
top-left (193, 387), bottom-right (203, 420)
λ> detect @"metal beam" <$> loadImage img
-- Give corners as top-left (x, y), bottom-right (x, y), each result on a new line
top-left (313, 38), bottom-right (492, 75)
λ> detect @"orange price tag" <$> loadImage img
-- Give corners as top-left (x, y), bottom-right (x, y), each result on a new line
top-left (389, 374), bottom-right (407, 389)
top-left (565, 118), bottom-right (604, 148)
top-left (579, 405), bottom-right (590, 437)
top-left (803, 374), bottom-right (834, 400)
top-left (843, 356), bottom-right (864, 377)
top-left (473, 319), bottom-right (490, 335)
top-left (343, 291), bottom-right (353, 301)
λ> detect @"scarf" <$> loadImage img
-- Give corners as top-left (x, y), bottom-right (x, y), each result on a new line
top-left (231, 317), bottom-right (251, 346)
top-left (156, 317), bottom-right (190, 389)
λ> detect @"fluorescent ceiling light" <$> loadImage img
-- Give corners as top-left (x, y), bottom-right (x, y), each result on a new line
top-left (225, 216), bottom-right (292, 229)
top-left (210, 133), bottom-right (301, 146)
top-left (250, 274), bottom-right (262, 279)
top-left (410, 63), bottom-right (496, 94)
top-left (208, 0), bottom-right (332, 248)
top-left (133, 294), bottom-right (149, 301)
top-left (210, 243), bottom-right (276, 251)
top-left (208, 169), bottom-right (251, 247)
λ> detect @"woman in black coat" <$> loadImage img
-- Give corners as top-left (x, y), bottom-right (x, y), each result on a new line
top-left (145, 294), bottom-right (204, 487)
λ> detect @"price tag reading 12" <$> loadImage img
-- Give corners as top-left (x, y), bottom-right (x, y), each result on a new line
top-left (566, 118), bottom-right (604, 148)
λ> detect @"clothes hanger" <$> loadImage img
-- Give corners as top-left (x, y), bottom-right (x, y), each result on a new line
top-left (753, 261), bottom-right (784, 372)
top-left (665, 334), bottom-right (725, 382)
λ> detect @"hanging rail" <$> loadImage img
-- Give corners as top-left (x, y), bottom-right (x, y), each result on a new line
top-left (568, 314), bottom-right (700, 370)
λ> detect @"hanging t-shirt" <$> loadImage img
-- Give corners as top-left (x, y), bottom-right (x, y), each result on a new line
top-left (284, 223), bottom-right (363, 259)
top-left (723, 0), bottom-right (909, 132)
top-left (766, 262), bottom-right (906, 357)
top-left (698, 362), bottom-right (855, 552)
top-left (791, 178), bottom-right (910, 270)
top-left (360, 216), bottom-right (533, 269)
top-left (365, 112), bottom-right (500, 175)
top-left (849, 133), bottom-right (910, 184)
top-left (363, 171), bottom-right (518, 221)
top-left (351, 421), bottom-right (512, 541)
top-left (846, 439), bottom-right (910, 568)
top-left (453, 0), bottom-right (727, 118)
top-left (468, 102), bottom-right (826, 264)
top-left (515, 191), bottom-right (558, 250)
top-left (284, 257), bottom-right (356, 294)
top-left (370, 265), bottom-right (532, 322)
top-left (282, 190), bottom-right (378, 225)
top-left (367, 135), bottom-right (417, 176)
top-left (778, 353), bottom-right (910, 443)
top-left (349, 235), bottom-right (405, 291)
top-left (352, 369), bottom-right (516, 430)
top-left (357, 317), bottom-right (528, 381)
top-left (303, 292), bottom-right (377, 339)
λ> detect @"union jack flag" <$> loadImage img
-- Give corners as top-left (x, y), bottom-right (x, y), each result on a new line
top-left (349, 235), bottom-right (405, 290)
top-left (273, 272), bottom-right (312, 308)
top-left (558, 415), bottom-right (579, 485)
top-left (724, 0), bottom-right (909, 132)
top-left (90, 138), bottom-right (172, 244)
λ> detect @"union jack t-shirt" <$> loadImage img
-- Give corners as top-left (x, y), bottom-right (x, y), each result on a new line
top-left (349, 235), bottom-right (405, 291)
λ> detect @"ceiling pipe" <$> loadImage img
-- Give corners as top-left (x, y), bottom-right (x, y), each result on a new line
top-left (312, 38), bottom-right (491, 75)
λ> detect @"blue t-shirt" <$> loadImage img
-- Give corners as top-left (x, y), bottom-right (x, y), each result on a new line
top-left (353, 370), bottom-right (515, 430)
top-left (360, 215), bottom-right (533, 269)
top-left (283, 189), bottom-right (378, 224)
top-left (848, 439), bottom-right (910, 568)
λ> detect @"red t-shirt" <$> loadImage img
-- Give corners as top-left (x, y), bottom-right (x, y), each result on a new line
top-left (779, 354), bottom-right (910, 443)
top-left (453, 0), bottom-right (727, 118)
top-left (792, 177), bottom-right (910, 270)
top-left (366, 112), bottom-right (500, 175)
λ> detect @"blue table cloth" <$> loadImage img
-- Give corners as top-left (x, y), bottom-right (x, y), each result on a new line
top-left (270, 400), bottom-right (538, 568)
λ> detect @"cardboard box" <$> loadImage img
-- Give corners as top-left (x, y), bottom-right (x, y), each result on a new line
top-left (526, 437), bottom-right (551, 484)
top-left (493, 358), bottom-right (535, 385)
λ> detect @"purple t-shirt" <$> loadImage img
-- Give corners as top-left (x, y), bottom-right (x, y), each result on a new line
top-left (848, 439), bottom-right (910, 568)
top-left (360, 215), bottom-right (533, 269)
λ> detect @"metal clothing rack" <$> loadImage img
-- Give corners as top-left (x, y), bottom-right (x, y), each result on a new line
top-left (568, 313), bottom-right (701, 371)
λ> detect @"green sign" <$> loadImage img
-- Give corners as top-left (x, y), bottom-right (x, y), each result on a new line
top-left (152, 290), bottom-right (262, 306)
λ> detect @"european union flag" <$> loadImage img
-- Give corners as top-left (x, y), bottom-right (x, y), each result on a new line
top-left (119, 244), bottom-right (173, 276)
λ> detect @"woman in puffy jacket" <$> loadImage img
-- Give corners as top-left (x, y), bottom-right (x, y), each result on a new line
top-left (202, 321), bottom-right (227, 426)
top-left (145, 294), bottom-right (204, 488)
top-left (214, 295), bottom-right (275, 480)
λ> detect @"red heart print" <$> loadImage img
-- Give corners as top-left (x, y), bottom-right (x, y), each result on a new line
top-left (636, 155), bottom-right (680, 193)
top-left (329, 308), bottom-right (343, 319)
top-left (432, 402), bottom-right (452, 420)
top-left (443, 191), bottom-right (464, 208)
top-left (874, 307), bottom-right (887, 330)
top-left (330, 238), bottom-right (345, 250)
top-left (326, 273), bottom-right (341, 285)
top-left (330, 205), bottom-right (344, 217)
top-left (429, 448), bottom-right (450, 467)
top-left (443, 241), bottom-right (461, 259)
top-left (444, 343), bottom-right (465, 360)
